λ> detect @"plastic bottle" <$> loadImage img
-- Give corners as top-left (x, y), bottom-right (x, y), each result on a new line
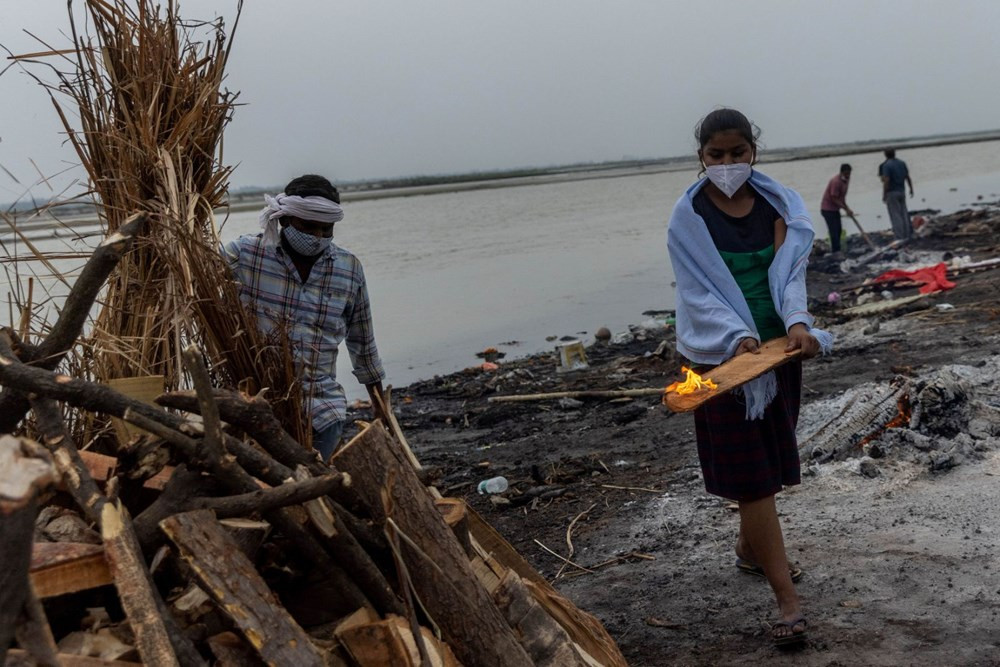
top-left (477, 476), bottom-right (508, 495)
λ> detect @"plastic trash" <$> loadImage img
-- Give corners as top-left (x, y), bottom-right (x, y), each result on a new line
top-left (477, 476), bottom-right (508, 495)
top-left (827, 291), bottom-right (841, 304)
top-left (880, 290), bottom-right (894, 300)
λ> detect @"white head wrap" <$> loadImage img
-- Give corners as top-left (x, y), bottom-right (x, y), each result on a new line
top-left (258, 194), bottom-right (345, 247)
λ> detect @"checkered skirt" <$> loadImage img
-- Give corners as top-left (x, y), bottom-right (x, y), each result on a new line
top-left (693, 360), bottom-right (802, 501)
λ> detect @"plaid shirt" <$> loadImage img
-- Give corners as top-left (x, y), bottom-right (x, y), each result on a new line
top-left (223, 234), bottom-right (385, 431)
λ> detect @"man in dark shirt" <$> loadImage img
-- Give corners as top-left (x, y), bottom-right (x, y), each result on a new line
top-left (878, 149), bottom-right (914, 240)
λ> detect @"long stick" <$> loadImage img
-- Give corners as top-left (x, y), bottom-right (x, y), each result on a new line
top-left (488, 387), bottom-right (664, 403)
top-left (847, 213), bottom-right (876, 249)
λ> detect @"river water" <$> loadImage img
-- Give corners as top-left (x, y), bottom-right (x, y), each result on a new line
top-left (4, 140), bottom-right (1000, 394)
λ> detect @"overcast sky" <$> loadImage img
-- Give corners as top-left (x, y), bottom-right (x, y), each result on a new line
top-left (1, 0), bottom-right (999, 197)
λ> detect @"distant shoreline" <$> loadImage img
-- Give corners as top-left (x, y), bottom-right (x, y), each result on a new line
top-left (228, 128), bottom-right (1000, 209)
top-left (9, 128), bottom-right (1000, 228)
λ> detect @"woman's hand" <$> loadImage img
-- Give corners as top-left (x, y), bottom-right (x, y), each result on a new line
top-left (735, 337), bottom-right (760, 356)
top-left (785, 323), bottom-right (820, 359)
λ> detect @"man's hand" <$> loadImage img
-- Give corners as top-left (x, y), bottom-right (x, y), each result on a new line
top-left (735, 337), bottom-right (760, 356)
top-left (909, 188), bottom-right (915, 198)
top-left (785, 323), bottom-right (820, 359)
top-left (367, 382), bottom-right (389, 424)
top-left (845, 207), bottom-right (854, 217)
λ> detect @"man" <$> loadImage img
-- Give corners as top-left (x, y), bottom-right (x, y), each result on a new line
top-left (820, 163), bottom-right (853, 254)
top-left (224, 174), bottom-right (386, 459)
top-left (878, 148), bottom-right (915, 240)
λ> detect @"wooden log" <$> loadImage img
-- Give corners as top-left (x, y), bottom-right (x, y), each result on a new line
top-left (488, 387), bottom-right (664, 403)
top-left (664, 336), bottom-right (801, 413)
top-left (160, 510), bottom-right (327, 667)
top-left (30, 542), bottom-right (112, 598)
top-left (493, 570), bottom-right (594, 667)
top-left (332, 423), bottom-right (533, 667)
top-left (0, 213), bottom-right (148, 434)
top-left (0, 435), bottom-right (57, 664)
top-left (101, 500), bottom-right (180, 667)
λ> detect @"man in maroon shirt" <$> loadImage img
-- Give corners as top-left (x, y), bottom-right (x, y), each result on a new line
top-left (820, 164), bottom-right (853, 254)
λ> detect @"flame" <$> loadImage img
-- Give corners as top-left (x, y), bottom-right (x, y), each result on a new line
top-left (663, 366), bottom-right (717, 399)
top-left (859, 393), bottom-right (911, 447)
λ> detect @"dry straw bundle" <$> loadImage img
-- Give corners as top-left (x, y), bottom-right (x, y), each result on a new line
top-left (15, 0), bottom-right (309, 444)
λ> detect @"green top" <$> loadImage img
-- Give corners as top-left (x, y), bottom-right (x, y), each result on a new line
top-left (718, 245), bottom-right (786, 341)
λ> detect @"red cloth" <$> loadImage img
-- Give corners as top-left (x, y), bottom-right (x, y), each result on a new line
top-left (873, 262), bottom-right (956, 294)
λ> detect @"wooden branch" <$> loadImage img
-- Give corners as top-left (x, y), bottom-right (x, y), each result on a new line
top-left (488, 387), bottom-right (665, 403)
top-left (664, 336), bottom-right (801, 412)
top-left (333, 423), bottom-right (533, 667)
top-left (0, 435), bottom-right (57, 664)
top-left (102, 499), bottom-right (180, 667)
top-left (132, 466), bottom-right (351, 552)
top-left (0, 213), bottom-right (148, 433)
top-left (155, 389), bottom-right (388, 555)
top-left (202, 472), bottom-right (351, 518)
top-left (161, 510), bottom-right (327, 667)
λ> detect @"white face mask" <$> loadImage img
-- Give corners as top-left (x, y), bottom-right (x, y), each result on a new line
top-left (705, 163), bottom-right (752, 198)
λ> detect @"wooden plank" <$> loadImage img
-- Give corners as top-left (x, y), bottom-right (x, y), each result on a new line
top-left (664, 336), bottom-right (801, 413)
top-left (107, 375), bottom-right (165, 445)
top-left (30, 542), bottom-right (112, 599)
top-left (841, 293), bottom-right (927, 317)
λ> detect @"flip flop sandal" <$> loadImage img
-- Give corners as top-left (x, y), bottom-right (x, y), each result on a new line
top-left (735, 558), bottom-right (804, 583)
top-left (772, 616), bottom-right (808, 647)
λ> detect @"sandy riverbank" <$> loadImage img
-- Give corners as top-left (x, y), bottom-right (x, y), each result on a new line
top-left (347, 205), bottom-right (1000, 665)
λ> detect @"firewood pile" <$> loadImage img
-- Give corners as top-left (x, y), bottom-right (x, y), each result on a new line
top-left (0, 219), bottom-right (627, 666)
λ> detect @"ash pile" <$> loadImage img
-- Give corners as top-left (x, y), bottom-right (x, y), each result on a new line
top-left (798, 358), bottom-right (1000, 476)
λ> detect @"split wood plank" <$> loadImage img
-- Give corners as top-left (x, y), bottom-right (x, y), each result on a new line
top-left (465, 504), bottom-right (629, 667)
top-left (664, 336), bottom-right (801, 413)
top-left (160, 510), bottom-right (326, 667)
top-left (493, 570), bottom-right (596, 666)
top-left (30, 542), bottom-right (113, 598)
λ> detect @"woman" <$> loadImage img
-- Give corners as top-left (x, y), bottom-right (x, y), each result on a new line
top-left (666, 108), bottom-right (833, 647)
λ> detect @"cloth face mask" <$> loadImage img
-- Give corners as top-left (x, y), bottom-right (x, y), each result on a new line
top-left (283, 225), bottom-right (332, 256)
top-left (705, 163), bottom-right (752, 198)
